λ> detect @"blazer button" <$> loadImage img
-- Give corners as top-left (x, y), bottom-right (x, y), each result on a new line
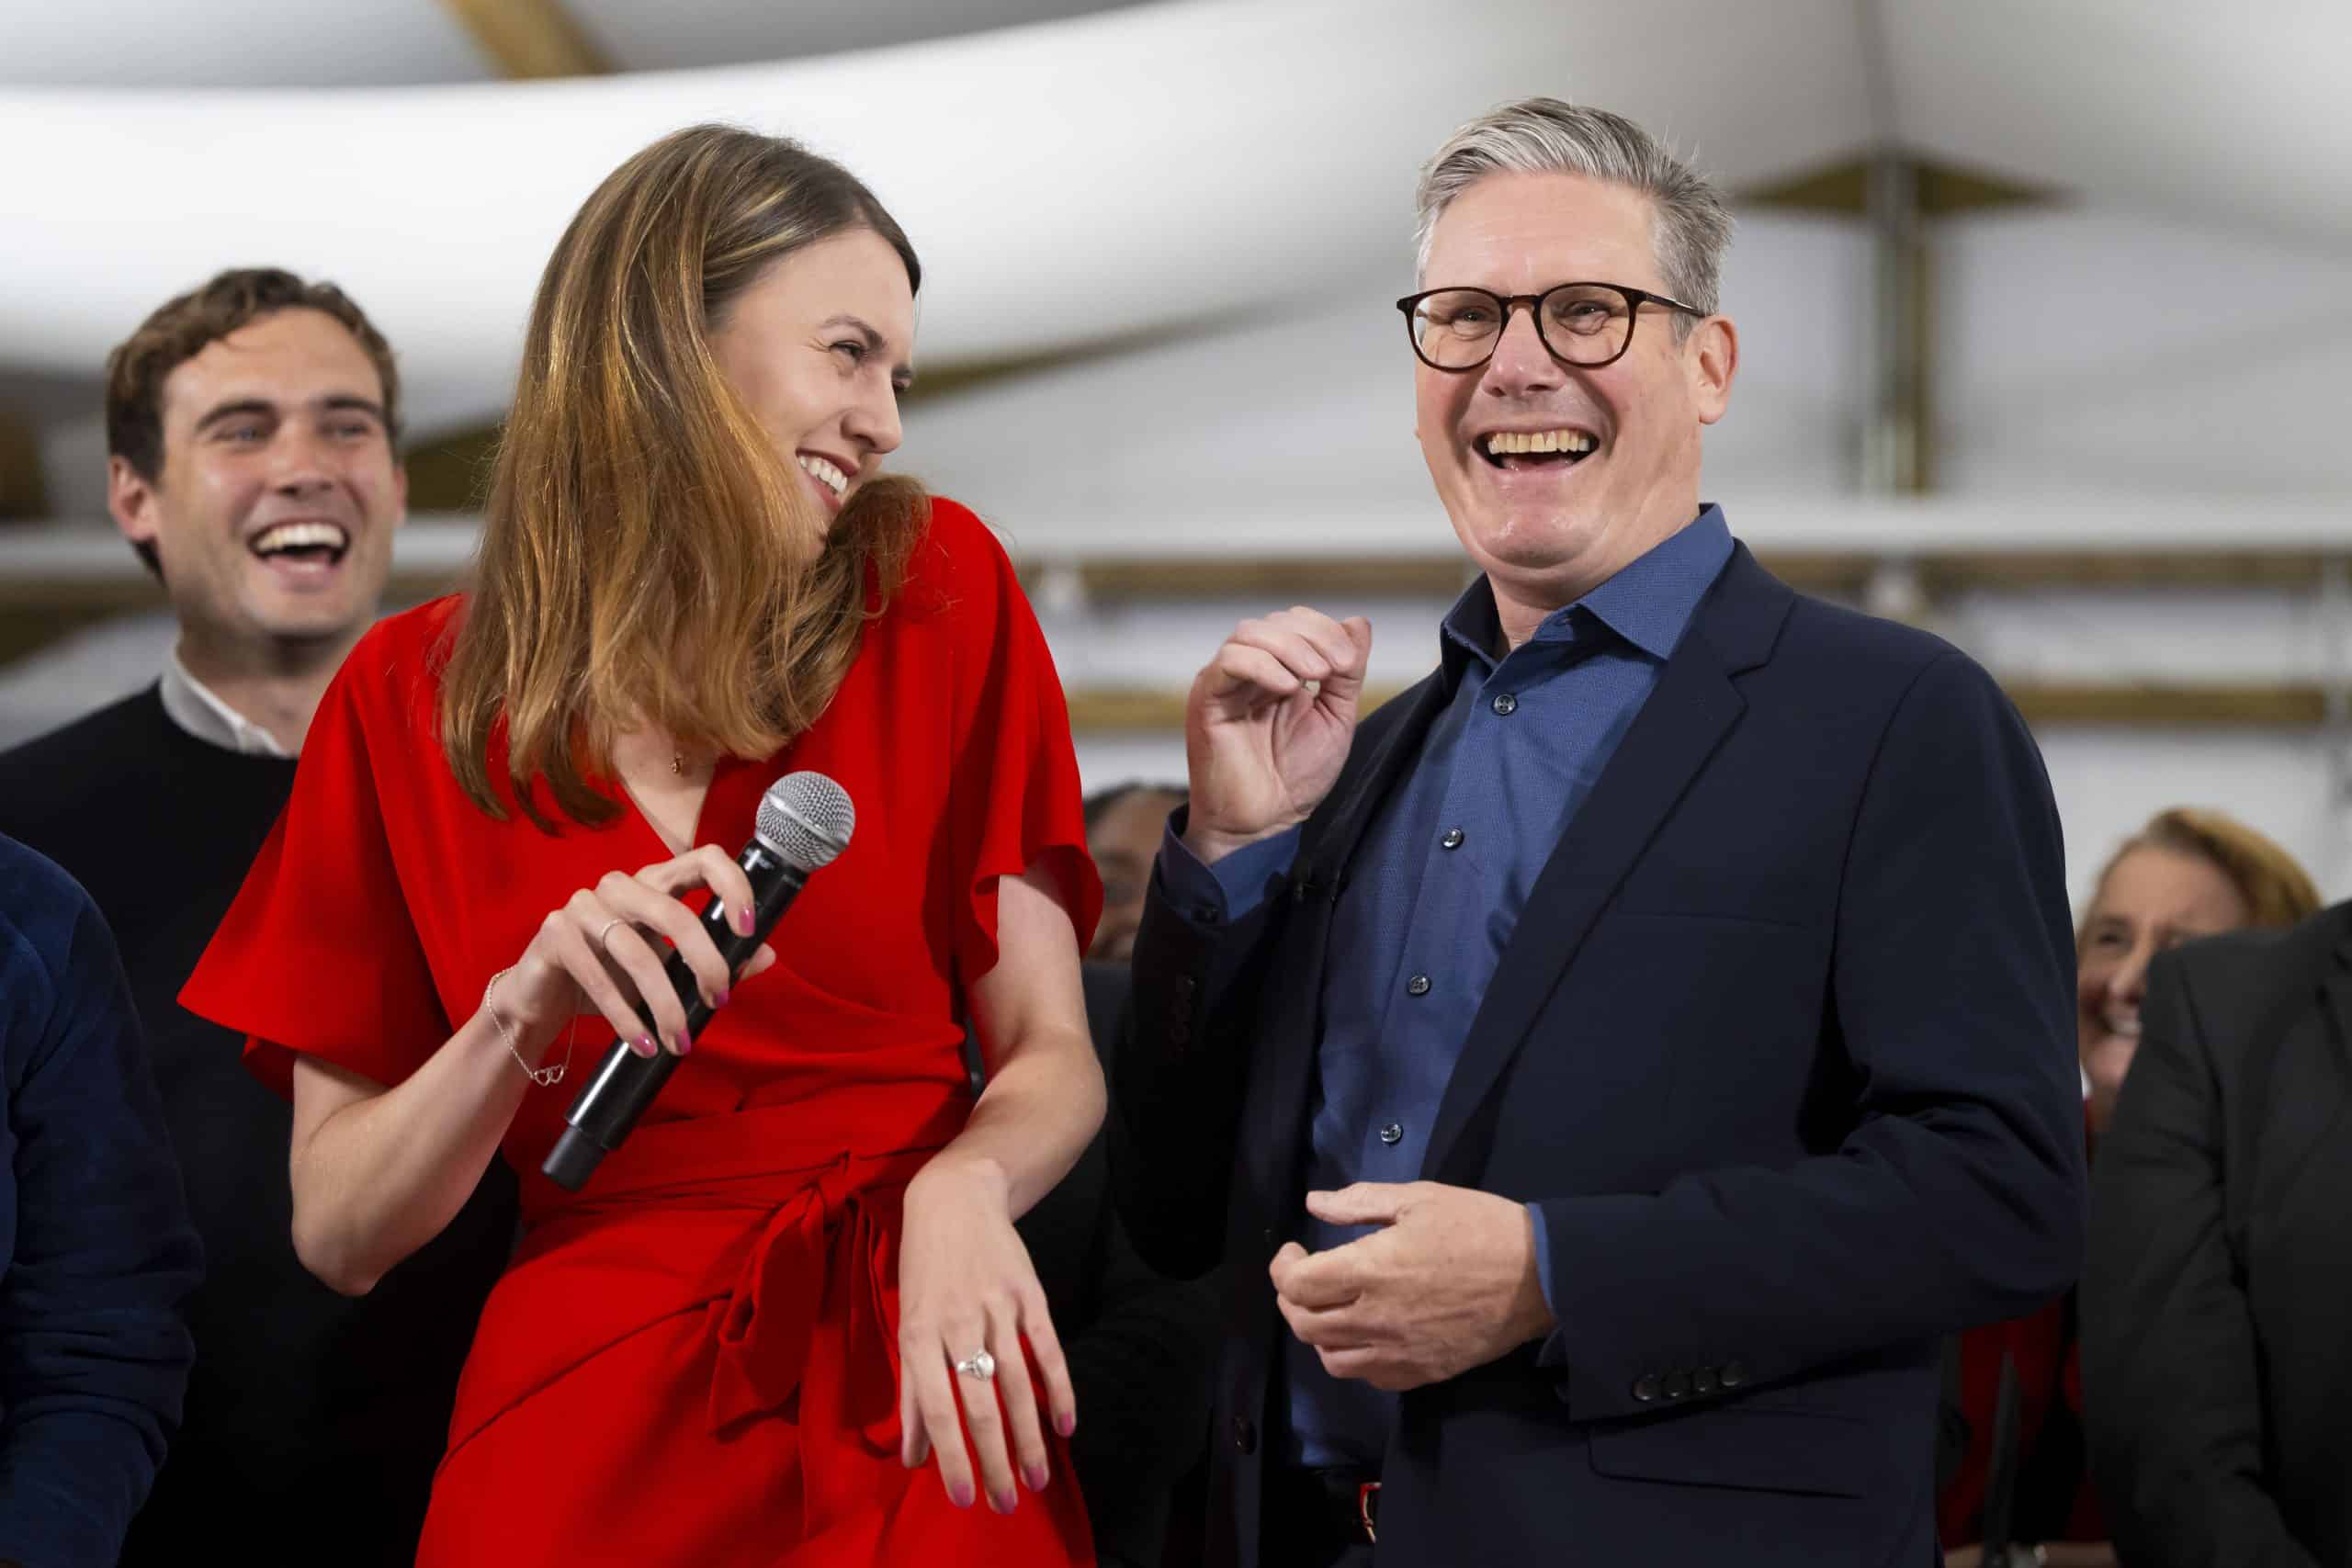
top-left (1631, 1374), bottom-right (1661, 1404)
top-left (1168, 1018), bottom-right (1191, 1044)
top-left (1662, 1371), bottom-right (1691, 1400)
top-left (1231, 1416), bottom-right (1258, 1454)
top-left (1692, 1368), bottom-right (1719, 1395)
top-left (1721, 1361), bottom-right (1749, 1389)
top-left (1173, 975), bottom-right (1197, 1002)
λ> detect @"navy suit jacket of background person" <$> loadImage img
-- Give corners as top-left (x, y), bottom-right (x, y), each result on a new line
top-left (1110, 542), bottom-right (2088, 1568)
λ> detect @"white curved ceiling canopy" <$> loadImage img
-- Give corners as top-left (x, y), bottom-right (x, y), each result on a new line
top-left (0, 0), bottom-right (1869, 433)
top-left (2, 0), bottom-right (2345, 443)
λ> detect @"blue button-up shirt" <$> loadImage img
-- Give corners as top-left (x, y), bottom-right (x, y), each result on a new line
top-left (1159, 506), bottom-right (1733, 1466)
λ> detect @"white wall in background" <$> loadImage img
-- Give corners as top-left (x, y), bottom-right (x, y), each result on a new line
top-left (1073, 716), bottom-right (2352, 916)
top-left (1937, 206), bottom-right (2352, 500)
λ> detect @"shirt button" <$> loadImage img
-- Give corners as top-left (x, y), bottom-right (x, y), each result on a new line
top-left (1379, 1122), bottom-right (1404, 1145)
top-left (1491, 692), bottom-right (1518, 716)
top-left (1406, 974), bottom-right (1431, 997)
top-left (1441, 828), bottom-right (1464, 850)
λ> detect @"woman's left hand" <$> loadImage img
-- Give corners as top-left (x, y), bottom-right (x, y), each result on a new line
top-left (896, 1151), bottom-right (1076, 1514)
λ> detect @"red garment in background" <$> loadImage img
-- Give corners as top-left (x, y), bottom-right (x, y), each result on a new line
top-left (1939, 1113), bottom-right (2107, 1549)
top-left (183, 499), bottom-right (1102, 1566)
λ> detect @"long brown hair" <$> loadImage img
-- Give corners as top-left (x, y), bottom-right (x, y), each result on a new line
top-left (439, 124), bottom-right (928, 829)
top-left (2083, 807), bottom-right (2322, 942)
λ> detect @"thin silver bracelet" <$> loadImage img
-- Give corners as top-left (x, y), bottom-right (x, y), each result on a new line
top-left (483, 966), bottom-right (574, 1088)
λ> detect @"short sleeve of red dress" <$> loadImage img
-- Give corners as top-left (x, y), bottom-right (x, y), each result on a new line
top-left (181, 610), bottom-right (452, 1097)
top-left (925, 498), bottom-right (1102, 982)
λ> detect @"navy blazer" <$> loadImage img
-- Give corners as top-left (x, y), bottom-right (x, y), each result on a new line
top-left (1111, 544), bottom-right (2087, 1567)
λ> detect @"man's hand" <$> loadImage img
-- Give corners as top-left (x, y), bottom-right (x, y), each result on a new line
top-left (1183, 608), bottom-right (1372, 865)
top-left (1269, 1181), bottom-right (1556, 1393)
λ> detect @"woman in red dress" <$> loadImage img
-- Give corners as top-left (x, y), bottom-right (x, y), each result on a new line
top-left (183, 126), bottom-right (1105, 1565)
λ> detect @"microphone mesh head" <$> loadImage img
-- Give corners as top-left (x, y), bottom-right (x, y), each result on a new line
top-left (755, 771), bottom-right (854, 870)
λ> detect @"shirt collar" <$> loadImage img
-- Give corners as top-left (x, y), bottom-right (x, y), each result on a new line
top-left (1440, 504), bottom-right (1734, 671)
top-left (159, 647), bottom-right (294, 758)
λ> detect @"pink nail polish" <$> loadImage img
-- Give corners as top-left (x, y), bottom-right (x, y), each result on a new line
top-left (1024, 1463), bottom-right (1049, 1492)
top-left (714, 987), bottom-right (730, 1007)
top-left (737, 906), bottom-right (755, 935)
top-left (1056, 1413), bottom-right (1076, 1438)
top-left (949, 1483), bottom-right (974, 1509)
top-left (635, 1035), bottom-right (657, 1057)
top-left (674, 1032), bottom-right (692, 1055)
top-left (991, 1490), bottom-right (1016, 1514)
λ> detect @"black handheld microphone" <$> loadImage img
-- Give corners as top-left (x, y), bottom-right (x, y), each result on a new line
top-left (540, 770), bottom-right (854, 1191)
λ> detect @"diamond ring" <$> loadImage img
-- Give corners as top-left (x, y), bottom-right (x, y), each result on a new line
top-left (954, 1348), bottom-right (997, 1382)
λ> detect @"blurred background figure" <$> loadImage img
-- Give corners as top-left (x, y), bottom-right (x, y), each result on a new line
top-left (2082, 860), bottom-right (2350, 1565)
top-left (2075, 810), bottom-right (2321, 1136)
top-left (1006, 956), bottom-right (1222, 1568)
top-left (1083, 781), bottom-right (1187, 963)
top-left (1939, 807), bottom-right (2319, 1567)
top-left (0, 269), bottom-right (517, 1566)
top-left (0, 832), bottom-right (201, 1568)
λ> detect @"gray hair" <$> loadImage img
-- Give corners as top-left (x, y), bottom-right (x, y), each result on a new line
top-left (1413, 98), bottom-right (1733, 331)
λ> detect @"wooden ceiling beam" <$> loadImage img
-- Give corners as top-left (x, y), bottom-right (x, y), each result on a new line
top-left (1064, 682), bottom-right (2339, 735)
top-left (439, 0), bottom-right (610, 79)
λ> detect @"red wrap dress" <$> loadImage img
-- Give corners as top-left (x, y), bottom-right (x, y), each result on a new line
top-left (183, 498), bottom-right (1102, 1565)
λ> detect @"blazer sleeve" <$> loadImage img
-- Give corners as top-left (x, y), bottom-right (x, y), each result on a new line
top-left (2079, 952), bottom-right (2321, 1568)
top-left (1533, 651), bottom-right (2087, 1418)
top-left (0, 882), bottom-right (202, 1568)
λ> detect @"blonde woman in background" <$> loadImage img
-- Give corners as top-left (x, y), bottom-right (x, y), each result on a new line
top-left (1941, 807), bottom-right (2319, 1567)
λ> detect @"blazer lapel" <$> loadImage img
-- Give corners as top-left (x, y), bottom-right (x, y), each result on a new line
top-left (1419, 546), bottom-right (1792, 1184)
top-left (2260, 942), bottom-right (2352, 1217)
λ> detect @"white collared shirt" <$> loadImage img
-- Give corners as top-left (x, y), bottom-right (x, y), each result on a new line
top-left (158, 647), bottom-right (294, 759)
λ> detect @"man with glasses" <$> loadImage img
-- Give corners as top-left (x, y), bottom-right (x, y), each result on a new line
top-left (1110, 98), bottom-right (2086, 1566)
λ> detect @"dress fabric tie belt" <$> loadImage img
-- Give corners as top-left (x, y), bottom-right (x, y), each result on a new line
top-left (704, 1145), bottom-right (919, 1448)
top-left (455, 1085), bottom-right (967, 1469)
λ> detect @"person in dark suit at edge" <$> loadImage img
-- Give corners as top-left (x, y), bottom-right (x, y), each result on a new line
top-left (0, 833), bottom-right (201, 1568)
top-left (1938, 807), bottom-right (2319, 1568)
top-left (2081, 893), bottom-right (2352, 1566)
top-left (1110, 96), bottom-right (2086, 1567)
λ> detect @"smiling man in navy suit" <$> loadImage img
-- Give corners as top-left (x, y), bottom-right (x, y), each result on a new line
top-left (1109, 98), bottom-right (2087, 1567)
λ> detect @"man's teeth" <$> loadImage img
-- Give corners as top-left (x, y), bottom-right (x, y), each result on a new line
top-left (2102, 1010), bottom-right (2141, 1039)
top-left (797, 455), bottom-right (849, 497)
top-left (1483, 429), bottom-right (1598, 457)
top-left (252, 521), bottom-right (348, 555)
